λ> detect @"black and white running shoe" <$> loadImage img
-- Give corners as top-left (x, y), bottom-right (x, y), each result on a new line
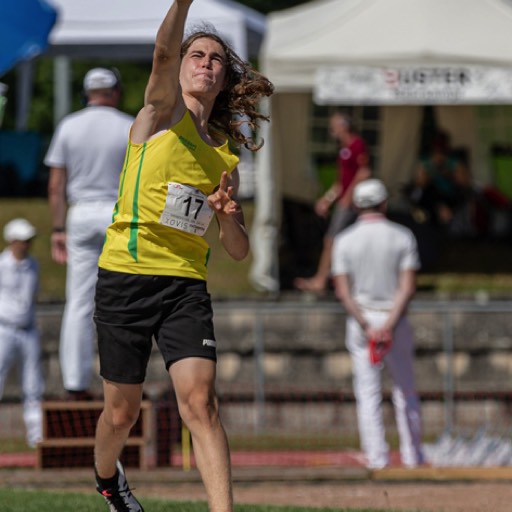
top-left (96, 460), bottom-right (144, 512)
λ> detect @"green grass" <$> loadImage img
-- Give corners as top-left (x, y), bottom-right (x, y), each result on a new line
top-left (417, 272), bottom-right (512, 295)
top-left (0, 488), bottom-right (414, 512)
top-left (2, 433), bottom-right (357, 456)
top-left (0, 437), bottom-right (35, 453)
top-left (228, 433), bottom-right (361, 451)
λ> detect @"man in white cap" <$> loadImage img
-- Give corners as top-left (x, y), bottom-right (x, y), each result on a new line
top-left (0, 218), bottom-right (43, 447)
top-left (45, 68), bottom-right (134, 400)
top-left (331, 178), bottom-right (425, 469)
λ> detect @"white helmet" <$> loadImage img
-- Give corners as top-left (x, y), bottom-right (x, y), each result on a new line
top-left (3, 218), bottom-right (36, 242)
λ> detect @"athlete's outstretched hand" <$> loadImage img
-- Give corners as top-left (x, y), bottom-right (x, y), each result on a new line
top-left (208, 170), bottom-right (248, 260)
top-left (208, 171), bottom-right (241, 216)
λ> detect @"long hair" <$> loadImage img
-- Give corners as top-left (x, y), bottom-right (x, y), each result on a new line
top-left (181, 30), bottom-right (274, 151)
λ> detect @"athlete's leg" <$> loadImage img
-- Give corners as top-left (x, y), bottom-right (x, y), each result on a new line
top-left (94, 380), bottom-right (144, 478)
top-left (170, 357), bottom-right (232, 512)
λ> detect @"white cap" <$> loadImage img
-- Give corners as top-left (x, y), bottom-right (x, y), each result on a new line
top-left (83, 68), bottom-right (119, 91)
top-left (4, 218), bottom-right (36, 242)
top-left (353, 179), bottom-right (388, 208)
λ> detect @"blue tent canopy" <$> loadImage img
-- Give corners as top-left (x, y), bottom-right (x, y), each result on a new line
top-left (0, 0), bottom-right (58, 77)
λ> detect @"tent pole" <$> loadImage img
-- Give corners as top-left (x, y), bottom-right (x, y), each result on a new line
top-left (15, 60), bottom-right (34, 131)
top-left (54, 56), bottom-right (71, 127)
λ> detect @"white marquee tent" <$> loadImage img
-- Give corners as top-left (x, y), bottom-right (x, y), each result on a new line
top-left (250, 0), bottom-right (512, 292)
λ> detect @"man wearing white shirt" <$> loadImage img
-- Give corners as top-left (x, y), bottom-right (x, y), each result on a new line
top-left (332, 179), bottom-right (425, 470)
top-left (45, 68), bottom-right (134, 399)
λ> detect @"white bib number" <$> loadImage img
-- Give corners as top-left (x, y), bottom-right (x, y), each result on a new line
top-left (160, 182), bottom-right (214, 236)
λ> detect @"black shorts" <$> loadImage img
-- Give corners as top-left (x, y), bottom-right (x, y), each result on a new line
top-left (94, 268), bottom-right (217, 384)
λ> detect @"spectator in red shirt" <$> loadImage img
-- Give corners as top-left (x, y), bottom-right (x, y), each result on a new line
top-left (294, 111), bottom-right (371, 293)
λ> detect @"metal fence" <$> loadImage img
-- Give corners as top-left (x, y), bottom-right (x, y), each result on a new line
top-left (4, 299), bottom-right (512, 468)
top-left (211, 299), bottom-right (512, 466)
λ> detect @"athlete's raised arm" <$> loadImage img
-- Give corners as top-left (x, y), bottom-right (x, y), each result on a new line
top-left (132, 0), bottom-right (192, 142)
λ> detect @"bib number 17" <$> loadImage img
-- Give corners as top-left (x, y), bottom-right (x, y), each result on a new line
top-left (160, 182), bottom-right (214, 236)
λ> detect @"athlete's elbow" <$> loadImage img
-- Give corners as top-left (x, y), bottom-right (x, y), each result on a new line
top-left (223, 239), bottom-right (249, 261)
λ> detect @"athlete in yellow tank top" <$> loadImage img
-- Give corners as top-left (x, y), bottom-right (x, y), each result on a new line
top-left (93, 2), bottom-right (274, 512)
top-left (99, 110), bottom-right (239, 280)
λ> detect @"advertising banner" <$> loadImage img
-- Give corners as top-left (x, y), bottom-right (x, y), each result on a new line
top-left (314, 66), bottom-right (512, 105)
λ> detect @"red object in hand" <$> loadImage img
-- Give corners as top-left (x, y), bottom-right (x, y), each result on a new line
top-left (369, 337), bottom-right (392, 365)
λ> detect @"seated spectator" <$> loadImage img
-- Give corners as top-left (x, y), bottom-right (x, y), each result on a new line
top-left (409, 131), bottom-right (472, 232)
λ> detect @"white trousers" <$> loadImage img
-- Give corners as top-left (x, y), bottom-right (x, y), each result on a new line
top-left (0, 323), bottom-right (44, 447)
top-left (346, 311), bottom-right (425, 469)
top-left (60, 201), bottom-right (113, 391)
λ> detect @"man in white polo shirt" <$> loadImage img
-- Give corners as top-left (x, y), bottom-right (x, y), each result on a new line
top-left (45, 68), bottom-right (134, 400)
top-left (332, 178), bottom-right (425, 470)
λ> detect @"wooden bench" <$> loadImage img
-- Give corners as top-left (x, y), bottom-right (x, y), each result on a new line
top-left (37, 400), bottom-right (154, 469)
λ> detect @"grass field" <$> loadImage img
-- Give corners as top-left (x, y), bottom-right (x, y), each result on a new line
top-left (0, 488), bottom-right (411, 512)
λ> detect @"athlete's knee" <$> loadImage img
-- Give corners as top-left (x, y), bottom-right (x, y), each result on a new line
top-left (101, 406), bottom-right (140, 432)
top-left (178, 388), bottom-right (219, 428)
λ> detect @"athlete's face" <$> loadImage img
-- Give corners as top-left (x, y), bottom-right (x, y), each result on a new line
top-left (180, 37), bottom-right (227, 99)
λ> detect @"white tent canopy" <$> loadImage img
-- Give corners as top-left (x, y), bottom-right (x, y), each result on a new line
top-left (250, 0), bottom-right (512, 292)
top-left (46, 0), bottom-right (266, 61)
top-left (264, 0), bottom-right (512, 89)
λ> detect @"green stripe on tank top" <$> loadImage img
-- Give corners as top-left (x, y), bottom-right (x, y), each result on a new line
top-left (112, 143), bottom-right (132, 222)
top-left (205, 247), bottom-right (211, 267)
top-left (128, 142), bottom-right (147, 261)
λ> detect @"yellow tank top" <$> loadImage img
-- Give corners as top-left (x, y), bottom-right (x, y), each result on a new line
top-left (98, 111), bottom-right (239, 280)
